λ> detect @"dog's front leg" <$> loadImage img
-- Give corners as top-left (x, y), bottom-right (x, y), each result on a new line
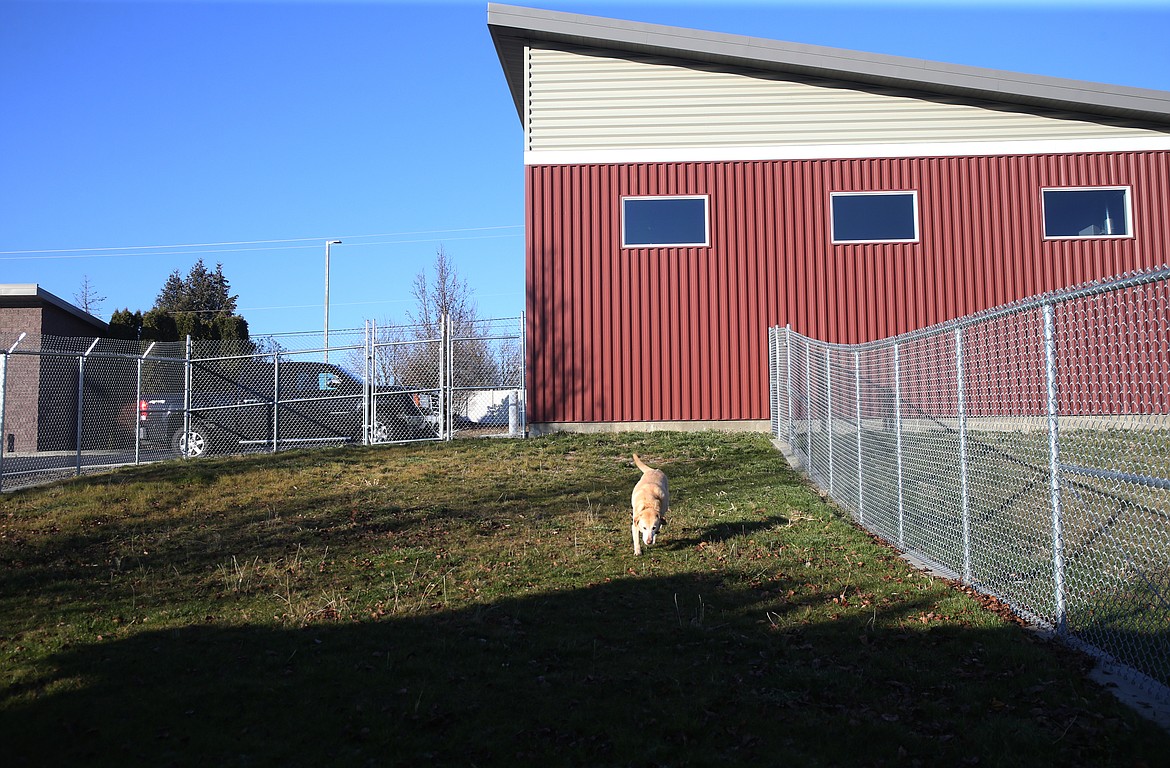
top-left (631, 520), bottom-right (641, 556)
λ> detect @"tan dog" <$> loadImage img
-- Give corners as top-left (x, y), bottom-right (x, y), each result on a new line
top-left (631, 453), bottom-right (669, 555)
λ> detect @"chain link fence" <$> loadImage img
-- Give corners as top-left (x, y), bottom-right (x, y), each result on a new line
top-left (770, 266), bottom-right (1170, 703)
top-left (447, 316), bottom-right (526, 438)
top-left (365, 315), bottom-right (526, 441)
top-left (0, 315), bottom-right (524, 491)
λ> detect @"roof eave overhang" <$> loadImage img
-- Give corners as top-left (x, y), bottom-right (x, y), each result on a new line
top-left (487, 3), bottom-right (1170, 128)
top-left (0, 283), bottom-right (109, 330)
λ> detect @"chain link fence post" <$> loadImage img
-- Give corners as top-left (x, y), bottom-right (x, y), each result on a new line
top-left (520, 311), bottom-right (527, 437)
top-left (785, 326), bottom-right (795, 452)
top-left (75, 338), bottom-right (99, 477)
top-left (956, 325), bottom-right (972, 584)
top-left (134, 342), bottom-right (156, 465)
top-left (1043, 302), bottom-right (1067, 635)
top-left (444, 317), bottom-right (454, 439)
top-left (826, 347), bottom-right (834, 494)
top-left (893, 340), bottom-right (904, 549)
top-left (440, 313), bottom-right (450, 441)
top-left (510, 310), bottom-right (524, 435)
top-left (855, 349), bottom-right (864, 524)
top-left (271, 350), bottom-right (281, 453)
top-left (363, 320), bottom-right (372, 445)
top-left (182, 335), bottom-right (192, 460)
top-left (0, 350), bottom-right (6, 492)
top-left (768, 327), bottom-right (777, 439)
top-left (0, 333), bottom-right (23, 491)
top-left (805, 343), bottom-right (812, 480)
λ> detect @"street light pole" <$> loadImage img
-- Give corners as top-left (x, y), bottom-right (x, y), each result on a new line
top-left (324, 239), bottom-right (342, 363)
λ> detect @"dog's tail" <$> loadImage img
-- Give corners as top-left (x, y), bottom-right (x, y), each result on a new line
top-left (633, 453), bottom-right (654, 473)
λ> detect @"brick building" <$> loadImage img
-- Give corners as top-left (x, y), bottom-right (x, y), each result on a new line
top-left (1, 284), bottom-right (109, 452)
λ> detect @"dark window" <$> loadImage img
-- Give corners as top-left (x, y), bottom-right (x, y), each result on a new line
top-left (622, 196), bottom-right (709, 247)
top-left (1042, 188), bottom-right (1130, 238)
top-left (831, 192), bottom-right (919, 243)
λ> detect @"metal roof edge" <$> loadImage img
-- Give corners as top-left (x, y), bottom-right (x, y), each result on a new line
top-left (487, 3), bottom-right (1170, 127)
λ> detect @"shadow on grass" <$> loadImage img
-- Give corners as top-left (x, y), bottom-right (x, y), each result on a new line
top-left (665, 515), bottom-right (792, 550)
top-left (6, 572), bottom-right (1166, 768)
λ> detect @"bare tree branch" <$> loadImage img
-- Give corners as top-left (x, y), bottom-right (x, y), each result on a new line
top-left (74, 275), bottom-right (106, 316)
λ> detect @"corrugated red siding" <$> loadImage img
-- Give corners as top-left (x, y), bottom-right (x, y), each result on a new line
top-left (526, 151), bottom-right (1170, 424)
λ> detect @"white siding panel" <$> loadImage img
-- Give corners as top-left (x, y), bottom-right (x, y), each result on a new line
top-left (526, 46), bottom-right (1169, 153)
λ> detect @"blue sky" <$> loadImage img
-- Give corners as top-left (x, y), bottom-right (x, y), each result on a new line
top-left (3, 0), bottom-right (1169, 339)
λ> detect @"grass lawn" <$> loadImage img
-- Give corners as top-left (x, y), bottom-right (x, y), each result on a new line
top-left (2, 431), bottom-right (1167, 767)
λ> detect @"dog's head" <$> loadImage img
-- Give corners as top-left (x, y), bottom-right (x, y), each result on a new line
top-left (633, 503), bottom-right (665, 547)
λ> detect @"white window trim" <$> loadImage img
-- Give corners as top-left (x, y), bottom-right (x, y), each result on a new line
top-left (1041, 185), bottom-right (1134, 240)
top-left (525, 137), bottom-right (1170, 167)
top-left (830, 190), bottom-right (920, 245)
top-left (621, 194), bottom-right (711, 248)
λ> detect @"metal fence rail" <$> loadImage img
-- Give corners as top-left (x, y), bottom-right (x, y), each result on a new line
top-left (0, 314), bottom-right (524, 491)
top-left (769, 266), bottom-right (1170, 703)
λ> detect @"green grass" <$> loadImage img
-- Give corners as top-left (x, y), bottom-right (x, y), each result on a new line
top-left (2, 432), bottom-right (1167, 767)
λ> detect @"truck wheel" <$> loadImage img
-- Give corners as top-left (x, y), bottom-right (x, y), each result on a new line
top-left (172, 420), bottom-right (213, 458)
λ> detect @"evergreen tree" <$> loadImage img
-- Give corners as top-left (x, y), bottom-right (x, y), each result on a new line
top-left (107, 309), bottom-right (142, 341)
top-left (154, 271), bottom-right (187, 315)
top-left (213, 313), bottom-right (249, 341)
top-left (145, 259), bottom-right (248, 341)
top-left (141, 308), bottom-right (178, 342)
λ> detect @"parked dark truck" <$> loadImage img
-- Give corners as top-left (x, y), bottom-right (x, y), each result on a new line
top-left (137, 360), bottom-right (433, 457)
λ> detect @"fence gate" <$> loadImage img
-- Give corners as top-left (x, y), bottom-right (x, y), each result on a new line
top-left (366, 319), bottom-right (445, 443)
top-left (367, 314), bottom-right (526, 441)
top-left (446, 315), bottom-right (526, 439)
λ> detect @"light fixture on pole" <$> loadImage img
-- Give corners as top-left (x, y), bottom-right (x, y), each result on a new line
top-left (324, 239), bottom-right (342, 363)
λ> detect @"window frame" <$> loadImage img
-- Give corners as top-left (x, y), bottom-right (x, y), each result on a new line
top-left (1041, 185), bottom-right (1133, 240)
top-left (620, 194), bottom-right (711, 249)
top-left (830, 190), bottom-right (921, 245)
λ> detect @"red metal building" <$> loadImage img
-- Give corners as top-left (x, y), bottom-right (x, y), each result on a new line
top-left (489, 5), bottom-right (1170, 432)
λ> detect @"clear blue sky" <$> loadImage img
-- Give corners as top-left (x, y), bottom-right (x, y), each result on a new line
top-left (3, 0), bottom-right (1169, 339)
